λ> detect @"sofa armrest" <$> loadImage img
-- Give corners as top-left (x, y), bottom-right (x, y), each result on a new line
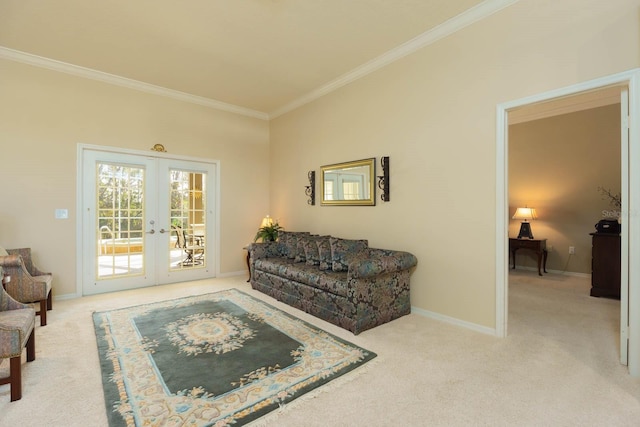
top-left (348, 248), bottom-right (417, 279)
top-left (247, 242), bottom-right (281, 260)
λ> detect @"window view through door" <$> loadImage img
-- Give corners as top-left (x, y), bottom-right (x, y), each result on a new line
top-left (96, 166), bottom-right (207, 279)
top-left (169, 170), bottom-right (207, 270)
top-left (97, 163), bottom-right (145, 278)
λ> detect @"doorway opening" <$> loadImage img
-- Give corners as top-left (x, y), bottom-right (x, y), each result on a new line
top-left (496, 69), bottom-right (640, 377)
top-left (77, 144), bottom-right (220, 296)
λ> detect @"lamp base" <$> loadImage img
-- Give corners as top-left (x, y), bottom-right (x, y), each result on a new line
top-left (517, 222), bottom-right (534, 239)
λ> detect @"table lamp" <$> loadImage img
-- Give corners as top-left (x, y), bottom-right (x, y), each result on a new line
top-left (512, 207), bottom-right (537, 239)
top-left (260, 215), bottom-right (274, 228)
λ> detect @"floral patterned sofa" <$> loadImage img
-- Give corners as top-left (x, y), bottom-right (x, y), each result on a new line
top-left (248, 232), bottom-right (417, 334)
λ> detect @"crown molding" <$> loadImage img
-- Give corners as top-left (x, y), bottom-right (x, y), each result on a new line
top-left (269, 0), bottom-right (520, 118)
top-left (0, 46), bottom-right (269, 120)
top-left (508, 87), bottom-right (622, 124)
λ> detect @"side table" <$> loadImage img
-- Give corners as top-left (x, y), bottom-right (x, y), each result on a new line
top-left (509, 238), bottom-right (548, 276)
top-left (243, 245), bottom-right (251, 282)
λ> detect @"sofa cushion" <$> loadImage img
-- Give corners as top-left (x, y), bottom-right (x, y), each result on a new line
top-left (294, 234), bottom-right (320, 263)
top-left (317, 237), bottom-right (332, 271)
top-left (254, 257), bottom-right (349, 297)
top-left (278, 231), bottom-right (309, 259)
top-left (330, 237), bottom-right (368, 272)
top-left (303, 235), bottom-right (329, 266)
top-left (294, 239), bottom-right (307, 263)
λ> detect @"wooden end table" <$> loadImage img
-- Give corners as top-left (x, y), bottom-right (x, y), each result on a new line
top-left (509, 238), bottom-right (548, 276)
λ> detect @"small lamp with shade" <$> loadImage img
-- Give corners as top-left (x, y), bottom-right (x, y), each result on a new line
top-left (512, 207), bottom-right (537, 239)
top-left (254, 215), bottom-right (283, 242)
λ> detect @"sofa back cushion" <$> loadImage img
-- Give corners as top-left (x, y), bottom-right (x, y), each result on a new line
top-left (317, 237), bottom-right (333, 271)
top-left (294, 239), bottom-right (307, 263)
top-left (278, 231), bottom-right (310, 259)
top-left (302, 235), bottom-right (330, 266)
top-left (330, 237), bottom-right (368, 272)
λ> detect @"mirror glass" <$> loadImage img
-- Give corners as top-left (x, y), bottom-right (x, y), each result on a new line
top-left (321, 158), bottom-right (376, 206)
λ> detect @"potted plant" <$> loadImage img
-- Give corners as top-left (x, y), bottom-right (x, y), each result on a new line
top-left (254, 220), bottom-right (283, 242)
top-left (597, 186), bottom-right (621, 220)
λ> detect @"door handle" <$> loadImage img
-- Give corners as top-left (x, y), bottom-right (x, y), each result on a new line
top-left (146, 229), bottom-right (155, 234)
top-left (159, 228), bottom-right (167, 234)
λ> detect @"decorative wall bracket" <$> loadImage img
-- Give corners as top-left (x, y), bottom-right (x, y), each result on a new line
top-left (305, 170), bottom-right (316, 205)
top-left (377, 156), bottom-right (390, 202)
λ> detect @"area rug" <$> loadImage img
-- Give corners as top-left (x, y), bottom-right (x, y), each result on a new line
top-left (92, 289), bottom-right (376, 426)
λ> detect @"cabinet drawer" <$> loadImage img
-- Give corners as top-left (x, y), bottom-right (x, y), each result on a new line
top-left (510, 239), bottom-right (543, 250)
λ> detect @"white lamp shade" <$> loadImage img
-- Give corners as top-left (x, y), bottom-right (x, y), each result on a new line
top-left (512, 207), bottom-right (537, 221)
top-left (260, 215), bottom-right (274, 228)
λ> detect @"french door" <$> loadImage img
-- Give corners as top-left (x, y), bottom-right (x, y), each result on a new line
top-left (81, 148), bottom-right (217, 295)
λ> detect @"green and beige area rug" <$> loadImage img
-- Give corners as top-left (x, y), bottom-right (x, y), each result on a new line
top-left (93, 289), bottom-right (376, 426)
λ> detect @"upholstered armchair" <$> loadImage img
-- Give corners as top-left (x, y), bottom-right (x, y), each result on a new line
top-left (0, 268), bottom-right (36, 401)
top-left (0, 248), bottom-right (53, 326)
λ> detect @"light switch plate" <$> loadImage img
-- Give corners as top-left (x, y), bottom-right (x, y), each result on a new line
top-left (55, 209), bottom-right (69, 219)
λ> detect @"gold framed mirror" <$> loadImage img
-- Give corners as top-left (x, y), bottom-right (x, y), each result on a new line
top-left (321, 158), bottom-right (376, 206)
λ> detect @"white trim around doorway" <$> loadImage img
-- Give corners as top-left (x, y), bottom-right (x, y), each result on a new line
top-left (496, 68), bottom-right (640, 377)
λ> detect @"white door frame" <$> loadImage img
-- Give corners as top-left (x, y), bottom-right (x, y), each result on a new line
top-left (496, 69), bottom-right (640, 377)
top-left (76, 143), bottom-right (221, 297)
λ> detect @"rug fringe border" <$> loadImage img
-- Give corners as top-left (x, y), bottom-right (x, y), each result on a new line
top-left (245, 355), bottom-right (382, 427)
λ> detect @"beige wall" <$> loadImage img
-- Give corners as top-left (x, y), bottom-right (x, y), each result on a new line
top-left (509, 104), bottom-right (621, 274)
top-left (269, 0), bottom-right (640, 329)
top-left (0, 59), bottom-right (270, 298)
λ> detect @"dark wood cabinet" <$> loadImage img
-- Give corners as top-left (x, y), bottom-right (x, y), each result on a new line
top-left (590, 232), bottom-right (620, 299)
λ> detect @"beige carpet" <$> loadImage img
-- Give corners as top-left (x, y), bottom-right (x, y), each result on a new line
top-left (1, 272), bottom-right (639, 426)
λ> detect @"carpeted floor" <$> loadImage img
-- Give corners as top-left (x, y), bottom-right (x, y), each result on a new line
top-left (1, 272), bottom-right (640, 426)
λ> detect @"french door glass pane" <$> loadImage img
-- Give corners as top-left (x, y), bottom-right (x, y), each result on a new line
top-left (169, 170), bottom-right (206, 270)
top-left (96, 163), bottom-right (145, 279)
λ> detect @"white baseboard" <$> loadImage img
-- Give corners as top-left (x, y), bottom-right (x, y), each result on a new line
top-left (411, 306), bottom-right (497, 336)
top-left (54, 293), bottom-right (80, 301)
top-left (54, 271), bottom-right (248, 301)
top-left (512, 265), bottom-right (591, 278)
top-left (218, 270), bottom-right (248, 278)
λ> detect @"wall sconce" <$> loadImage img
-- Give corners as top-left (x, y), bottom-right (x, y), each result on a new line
top-left (377, 156), bottom-right (390, 202)
top-left (512, 207), bottom-right (537, 239)
top-left (305, 171), bottom-right (315, 205)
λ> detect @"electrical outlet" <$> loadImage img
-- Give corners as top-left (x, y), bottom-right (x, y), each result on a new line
top-left (569, 246), bottom-right (575, 255)
top-left (547, 245), bottom-right (553, 252)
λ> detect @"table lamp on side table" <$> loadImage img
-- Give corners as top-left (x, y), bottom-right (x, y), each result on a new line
top-left (513, 207), bottom-right (537, 239)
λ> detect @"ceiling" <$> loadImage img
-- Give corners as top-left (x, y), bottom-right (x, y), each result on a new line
top-left (0, 0), bottom-right (507, 118)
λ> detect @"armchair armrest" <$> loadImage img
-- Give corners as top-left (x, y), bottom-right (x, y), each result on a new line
top-left (31, 265), bottom-right (52, 277)
top-left (348, 248), bottom-right (417, 279)
top-left (0, 286), bottom-right (30, 311)
top-left (0, 254), bottom-right (23, 269)
top-left (0, 254), bottom-right (33, 281)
